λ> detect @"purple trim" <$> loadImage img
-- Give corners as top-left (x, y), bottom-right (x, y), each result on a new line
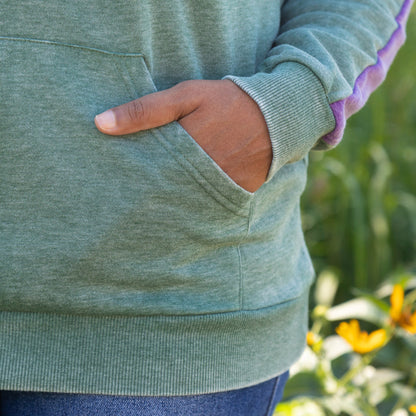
top-left (322, 0), bottom-right (414, 147)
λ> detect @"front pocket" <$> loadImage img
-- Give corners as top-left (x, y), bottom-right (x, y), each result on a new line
top-left (0, 37), bottom-right (249, 316)
top-left (118, 64), bottom-right (254, 213)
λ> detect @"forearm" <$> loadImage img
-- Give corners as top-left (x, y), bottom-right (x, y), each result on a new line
top-left (225, 0), bottom-right (413, 179)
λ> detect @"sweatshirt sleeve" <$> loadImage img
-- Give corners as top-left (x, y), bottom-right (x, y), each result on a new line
top-left (224, 0), bottom-right (413, 180)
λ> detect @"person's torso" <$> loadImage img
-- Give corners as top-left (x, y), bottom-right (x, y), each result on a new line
top-left (0, 0), bottom-right (313, 317)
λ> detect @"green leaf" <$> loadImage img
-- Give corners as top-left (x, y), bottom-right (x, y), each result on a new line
top-left (321, 394), bottom-right (364, 416)
top-left (391, 382), bottom-right (416, 402)
top-left (323, 335), bottom-right (352, 361)
top-left (325, 297), bottom-right (388, 326)
top-left (282, 372), bottom-right (326, 400)
top-left (376, 274), bottom-right (416, 298)
top-left (370, 368), bottom-right (404, 386)
top-left (350, 289), bottom-right (390, 314)
top-left (314, 269), bottom-right (340, 307)
top-left (274, 399), bottom-right (326, 416)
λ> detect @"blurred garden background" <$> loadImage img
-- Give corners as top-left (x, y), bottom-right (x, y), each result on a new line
top-left (274, 7), bottom-right (416, 416)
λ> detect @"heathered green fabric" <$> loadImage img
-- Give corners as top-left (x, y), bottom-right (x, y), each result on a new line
top-left (0, 0), bottom-right (410, 395)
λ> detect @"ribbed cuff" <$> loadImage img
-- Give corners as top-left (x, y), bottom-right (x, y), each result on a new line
top-left (224, 62), bottom-right (335, 181)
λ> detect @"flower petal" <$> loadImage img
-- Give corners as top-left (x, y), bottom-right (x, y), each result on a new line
top-left (400, 312), bottom-right (416, 334)
top-left (306, 331), bottom-right (316, 346)
top-left (336, 321), bottom-right (387, 354)
top-left (367, 329), bottom-right (387, 351)
top-left (390, 285), bottom-right (404, 322)
top-left (336, 321), bottom-right (356, 346)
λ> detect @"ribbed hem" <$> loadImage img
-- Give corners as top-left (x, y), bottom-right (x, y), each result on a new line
top-left (0, 292), bottom-right (309, 396)
top-left (224, 62), bottom-right (335, 181)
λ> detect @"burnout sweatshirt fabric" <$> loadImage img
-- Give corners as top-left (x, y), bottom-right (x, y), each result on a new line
top-left (0, 0), bottom-right (412, 395)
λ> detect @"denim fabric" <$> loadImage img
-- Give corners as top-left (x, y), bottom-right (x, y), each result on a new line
top-left (0, 371), bottom-right (288, 416)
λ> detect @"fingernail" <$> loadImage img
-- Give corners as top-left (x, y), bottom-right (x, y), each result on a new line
top-left (95, 110), bottom-right (116, 130)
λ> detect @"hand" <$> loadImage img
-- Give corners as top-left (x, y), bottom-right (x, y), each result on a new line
top-left (94, 79), bottom-right (272, 192)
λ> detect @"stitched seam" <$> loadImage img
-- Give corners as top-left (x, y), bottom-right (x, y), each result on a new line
top-left (0, 289), bottom-right (307, 320)
top-left (0, 36), bottom-right (144, 57)
top-left (237, 245), bottom-right (244, 310)
top-left (112, 59), bottom-right (138, 102)
top-left (265, 376), bottom-right (281, 416)
top-left (163, 130), bottom-right (253, 209)
top-left (119, 55), bottom-right (158, 97)
top-left (151, 128), bottom-right (251, 217)
top-left (238, 198), bottom-right (255, 309)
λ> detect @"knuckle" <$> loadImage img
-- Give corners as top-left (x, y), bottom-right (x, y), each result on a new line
top-left (173, 80), bottom-right (199, 99)
top-left (126, 99), bottom-right (146, 123)
top-left (173, 80), bottom-right (190, 93)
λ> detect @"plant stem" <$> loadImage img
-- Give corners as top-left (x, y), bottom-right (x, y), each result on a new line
top-left (338, 353), bottom-right (375, 388)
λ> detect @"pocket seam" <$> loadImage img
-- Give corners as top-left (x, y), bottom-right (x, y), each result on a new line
top-left (113, 59), bottom-right (141, 101)
top-left (171, 122), bottom-right (254, 199)
top-left (0, 36), bottom-right (145, 58)
top-left (152, 127), bottom-right (252, 217)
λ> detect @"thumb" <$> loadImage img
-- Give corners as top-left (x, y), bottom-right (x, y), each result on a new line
top-left (94, 81), bottom-right (200, 136)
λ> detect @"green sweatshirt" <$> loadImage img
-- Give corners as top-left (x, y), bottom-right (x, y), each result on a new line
top-left (0, 0), bottom-right (412, 396)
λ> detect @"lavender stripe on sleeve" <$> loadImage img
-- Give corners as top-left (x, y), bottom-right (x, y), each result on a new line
top-left (322, 0), bottom-right (414, 147)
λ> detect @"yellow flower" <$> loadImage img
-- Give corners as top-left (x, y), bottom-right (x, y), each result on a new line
top-left (390, 285), bottom-right (416, 334)
top-left (409, 405), bottom-right (416, 414)
top-left (336, 320), bottom-right (387, 354)
top-left (306, 331), bottom-right (317, 346)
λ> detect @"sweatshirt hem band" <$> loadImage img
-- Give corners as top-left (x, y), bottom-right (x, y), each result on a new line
top-left (0, 291), bottom-right (309, 396)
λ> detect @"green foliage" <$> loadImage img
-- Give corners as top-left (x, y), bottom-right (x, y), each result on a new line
top-left (274, 272), bottom-right (416, 416)
top-left (276, 9), bottom-right (416, 415)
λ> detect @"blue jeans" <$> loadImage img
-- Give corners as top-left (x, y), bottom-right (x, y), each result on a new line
top-left (0, 371), bottom-right (288, 416)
